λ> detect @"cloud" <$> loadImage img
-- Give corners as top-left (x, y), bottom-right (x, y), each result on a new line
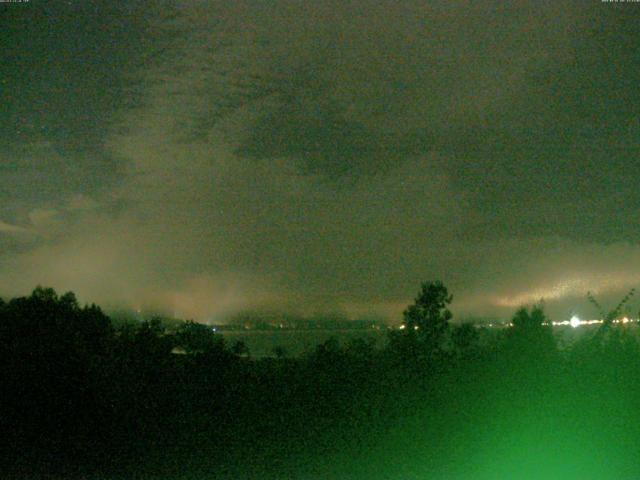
top-left (28, 208), bottom-right (59, 229)
top-left (0, 220), bottom-right (31, 236)
top-left (1, 1), bottom-right (639, 323)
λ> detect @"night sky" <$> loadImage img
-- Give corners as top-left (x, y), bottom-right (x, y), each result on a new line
top-left (2, 1), bottom-right (640, 322)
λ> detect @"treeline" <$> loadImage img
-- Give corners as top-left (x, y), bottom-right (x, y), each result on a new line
top-left (218, 312), bottom-right (383, 331)
top-left (2, 283), bottom-right (640, 479)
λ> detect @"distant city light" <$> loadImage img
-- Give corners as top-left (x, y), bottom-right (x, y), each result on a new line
top-left (392, 316), bottom-right (639, 330)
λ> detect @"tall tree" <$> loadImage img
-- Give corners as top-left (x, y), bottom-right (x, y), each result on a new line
top-left (506, 304), bottom-right (556, 358)
top-left (390, 280), bottom-right (453, 364)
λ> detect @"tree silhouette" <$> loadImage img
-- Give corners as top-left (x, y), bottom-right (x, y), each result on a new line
top-left (389, 280), bottom-right (453, 364)
top-left (175, 320), bottom-right (225, 355)
top-left (588, 288), bottom-right (635, 327)
top-left (451, 323), bottom-right (479, 358)
top-left (511, 305), bottom-right (546, 330)
top-left (272, 345), bottom-right (288, 359)
top-left (0, 286), bottom-right (112, 358)
top-left (131, 316), bottom-right (174, 358)
top-left (585, 289), bottom-right (636, 355)
top-left (231, 339), bottom-right (250, 357)
top-left (506, 304), bottom-right (556, 358)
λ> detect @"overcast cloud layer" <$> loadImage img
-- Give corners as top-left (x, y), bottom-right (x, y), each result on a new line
top-left (2, 1), bottom-right (640, 322)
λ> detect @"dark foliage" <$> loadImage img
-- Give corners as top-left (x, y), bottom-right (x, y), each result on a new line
top-left (2, 284), bottom-right (640, 479)
top-left (388, 280), bottom-right (453, 368)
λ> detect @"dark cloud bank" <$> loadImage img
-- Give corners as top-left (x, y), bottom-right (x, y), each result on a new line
top-left (1, 1), bottom-right (640, 322)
